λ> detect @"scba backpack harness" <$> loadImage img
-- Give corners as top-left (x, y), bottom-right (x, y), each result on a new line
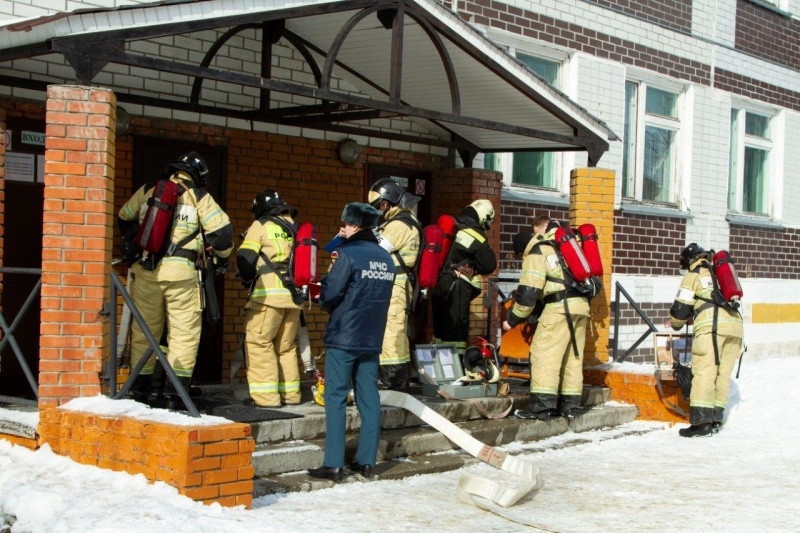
top-left (692, 250), bottom-right (743, 366)
top-left (535, 223), bottom-right (603, 357)
top-left (255, 216), bottom-right (317, 306)
top-left (383, 211), bottom-right (425, 314)
top-left (133, 179), bottom-right (201, 270)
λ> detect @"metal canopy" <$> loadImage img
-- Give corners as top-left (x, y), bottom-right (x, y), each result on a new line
top-left (0, 0), bottom-right (616, 165)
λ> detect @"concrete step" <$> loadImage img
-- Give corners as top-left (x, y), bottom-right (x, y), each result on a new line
top-left (246, 383), bottom-right (611, 445)
top-left (252, 402), bottom-right (637, 478)
top-left (253, 403), bottom-right (642, 496)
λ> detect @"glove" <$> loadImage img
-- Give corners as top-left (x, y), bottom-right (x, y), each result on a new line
top-left (506, 310), bottom-right (525, 329)
top-left (213, 257), bottom-right (229, 276)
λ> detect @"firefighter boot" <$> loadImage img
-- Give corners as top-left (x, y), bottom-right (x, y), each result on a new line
top-left (379, 363), bottom-right (409, 392)
top-left (712, 406), bottom-right (725, 434)
top-left (557, 395), bottom-right (582, 420)
top-left (515, 393), bottom-right (558, 420)
top-left (679, 407), bottom-right (714, 437)
top-left (129, 374), bottom-right (153, 405)
top-left (165, 376), bottom-right (193, 411)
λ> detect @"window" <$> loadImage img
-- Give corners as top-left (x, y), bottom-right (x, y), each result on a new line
top-left (622, 81), bottom-right (682, 204)
top-left (481, 46), bottom-right (564, 192)
top-left (511, 53), bottom-right (558, 188)
top-left (728, 108), bottom-right (773, 215)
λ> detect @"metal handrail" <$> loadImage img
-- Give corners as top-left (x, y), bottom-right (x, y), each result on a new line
top-left (105, 271), bottom-right (200, 417)
top-left (0, 266), bottom-right (42, 404)
top-left (612, 281), bottom-right (659, 362)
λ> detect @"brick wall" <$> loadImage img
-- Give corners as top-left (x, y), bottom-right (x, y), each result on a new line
top-left (459, 0), bottom-right (710, 86)
top-left (714, 68), bottom-right (800, 113)
top-left (38, 408), bottom-right (255, 508)
top-left (499, 200), bottom-right (568, 271)
top-left (580, 0), bottom-right (693, 33)
top-left (613, 211), bottom-right (686, 276)
top-left (585, 367), bottom-right (688, 422)
top-left (40, 86), bottom-right (115, 408)
top-left (611, 302), bottom-right (672, 363)
top-left (735, 0), bottom-right (800, 72)
top-left (729, 224), bottom-right (800, 279)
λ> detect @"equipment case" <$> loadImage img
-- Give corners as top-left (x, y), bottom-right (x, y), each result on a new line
top-left (413, 343), bottom-right (497, 399)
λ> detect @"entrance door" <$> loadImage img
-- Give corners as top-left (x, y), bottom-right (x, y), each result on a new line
top-left (367, 165), bottom-right (431, 346)
top-left (132, 138), bottom-right (227, 384)
top-left (0, 120), bottom-right (45, 399)
top-left (367, 166), bottom-right (431, 226)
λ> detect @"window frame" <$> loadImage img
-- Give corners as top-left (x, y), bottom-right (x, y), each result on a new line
top-left (622, 75), bottom-right (687, 206)
top-left (727, 100), bottom-right (781, 217)
top-left (480, 32), bottom-right (571, 196)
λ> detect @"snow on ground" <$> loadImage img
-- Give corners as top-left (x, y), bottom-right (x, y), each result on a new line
top-left (1, 356), bottom-right (799, 532)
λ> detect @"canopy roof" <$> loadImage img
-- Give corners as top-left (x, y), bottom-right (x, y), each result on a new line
top-left (0, 0), bottom-right (616, 164)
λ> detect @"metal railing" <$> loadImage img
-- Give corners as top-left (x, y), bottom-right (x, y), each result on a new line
top-left (104, 271), bottom-right (200, 417)
top-left (0, 267), bottom-right (41, 407)
top-left (611, 281), bottom-right (659, 362)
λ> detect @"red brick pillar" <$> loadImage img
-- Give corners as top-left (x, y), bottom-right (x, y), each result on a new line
top-left (430, 167), bottom-right (502, 345)
top-left (39, 86), bottom-right (116, 408)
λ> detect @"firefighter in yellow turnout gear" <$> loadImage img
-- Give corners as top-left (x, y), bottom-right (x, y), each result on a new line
top-left (118, 152), bottom-right (233, 408)
top-left (368, 179), bottom-right (422, 392)
top-left (668, 243), bottom-right (744, 437)
top-left (236, 189), bottom-right (302, 407)
top-left (503, 217), bottom-right (590, 420)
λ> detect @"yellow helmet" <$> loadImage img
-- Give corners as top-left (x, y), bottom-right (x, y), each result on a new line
top-left (469, 199), bottom-right (495, 229)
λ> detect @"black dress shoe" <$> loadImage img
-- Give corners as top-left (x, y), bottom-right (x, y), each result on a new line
top-left (307, 466), bottom-right (344, 482)
top-left (679, 423), bottom-right (713, 438)
top-left (349, 462), bottom-right (373, 478)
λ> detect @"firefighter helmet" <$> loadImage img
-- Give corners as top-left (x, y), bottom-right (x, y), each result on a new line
top-left (368, 178), bottom-right (405, 208)
top-left (469, 199), bottom-right (495, 229)
top-left (680, 243), bottom-right (708, 270)
top-left (252, 188), bottom-right (293, 219)
top-left (461, 346), bottom-right (500, 383)
top-left (169, 151), bottom-right (209, 188)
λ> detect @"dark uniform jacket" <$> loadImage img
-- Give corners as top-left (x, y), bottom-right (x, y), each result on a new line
top-left (320, 230), bottom-right (396, 353)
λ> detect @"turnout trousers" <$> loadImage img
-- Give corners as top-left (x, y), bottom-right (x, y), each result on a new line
top-left (130, 275), bottom-right (202, 379)
top-left (689, 332), bottom-right (743, 425)
top-left (244, 303), bottom-right (301, 406)
top-left (528, 309), bottom-right (588, 413)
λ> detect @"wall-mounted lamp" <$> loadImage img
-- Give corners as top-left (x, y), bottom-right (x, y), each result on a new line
top-left (116, 106), bottom-right (131, 136)
top-left (338, 138), bottom-right (359, 165)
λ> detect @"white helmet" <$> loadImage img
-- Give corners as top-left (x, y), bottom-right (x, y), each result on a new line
top-left (469, 199), bottom-right (495, 229)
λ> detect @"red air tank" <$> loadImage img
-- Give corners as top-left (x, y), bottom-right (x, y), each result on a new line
top-left (576, 223), bottom-right (604, 277)
top-left (554, 224), bottom-right (593, 282)
top-left (417, 224), bottom-right (445, 289)
top-left (293, 222), bottom-right (318, 289)
top-left (712, 250), bottom-right (743, 304)
top-left (436, 214), bottom-right (459, 270)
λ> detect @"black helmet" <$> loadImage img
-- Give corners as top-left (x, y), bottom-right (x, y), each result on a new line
top-left (252, 188), bottom-right (292, 219)
top-left (169, 151), bottom-right (209, 187)
top-left (368, 178), bottom-right (406, 209)
top-left (680, 243), bottom-right (707, 269)
top-left (461, 346), bottom-right (500, 383)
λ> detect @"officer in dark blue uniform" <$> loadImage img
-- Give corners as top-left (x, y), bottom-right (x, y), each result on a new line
top-left (308, 202), bottom-right (396, 482)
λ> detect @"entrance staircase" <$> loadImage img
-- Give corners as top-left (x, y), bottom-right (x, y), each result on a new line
top-left (223, 380), bottom-right (639, 496)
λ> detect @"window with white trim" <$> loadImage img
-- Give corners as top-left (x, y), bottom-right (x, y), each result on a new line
top-left (728, 107), bottom-right (773, 215)
top-left (622, 81), bottom-right (683, 204)
top-left (485, 47), bottom-right (564, 191)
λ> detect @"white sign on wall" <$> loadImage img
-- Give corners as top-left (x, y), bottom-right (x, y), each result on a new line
top-left (5, 152), bottom-right (35, 182)
top-left (21, 130), bottom-right (45, 146)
